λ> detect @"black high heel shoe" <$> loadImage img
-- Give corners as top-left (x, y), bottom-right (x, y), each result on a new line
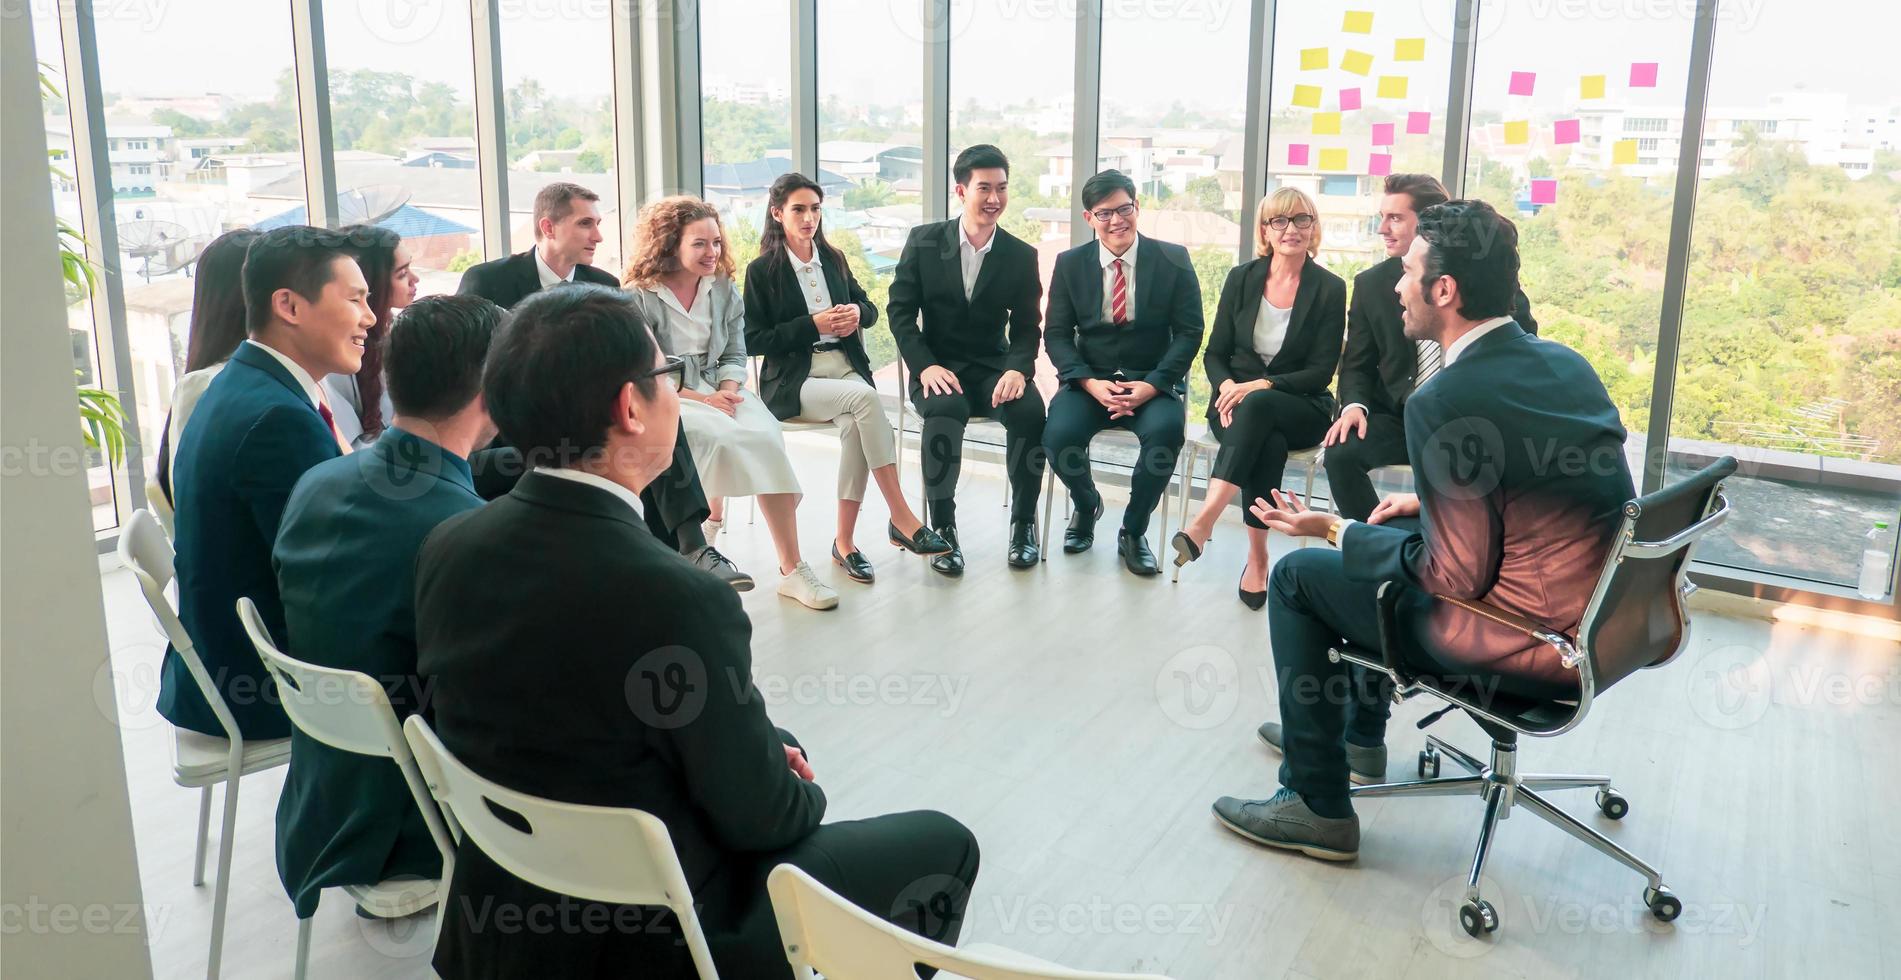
top-left (888, 522), bottom-right (953, 556)
top-left (1169, 530), bottom-right (1208, 569)
top-left (1238, 569), bottom-right (1267, 610)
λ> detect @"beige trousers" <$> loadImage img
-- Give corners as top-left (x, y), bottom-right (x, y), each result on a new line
top-left (793, 349), bottom-right (897, 502)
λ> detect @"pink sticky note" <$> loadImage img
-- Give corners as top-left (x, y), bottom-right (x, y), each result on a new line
top-left (1530, 178), bottom-right (1558, 205)
top-left (1369, 153), bottom-right (1393, 176)
top-left (1630, 62), bottom-right (1658, 87)
top-left (1508, 71), bottom-right (1536, 96)
top-left (1407, 111), bottom-right (1431, 135)
top-left (1553, 118), bottom-right (1580, 144)
top-left (1371, 122), bottom-right (1395, 146)
top-left (1288, 143), bottom-right (1310, 166)
top-left (1339, 87), bottom-right (1363, 111)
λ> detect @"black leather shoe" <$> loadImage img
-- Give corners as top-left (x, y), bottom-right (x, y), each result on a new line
top-left (1239, 569), bottom-right (1267, 610)
top-left (1064, 495), bottom-right (1104, 554)
top-left (888, 521), bottom-right (952, 556)
top-left (1007, 521), bottom-right (1039, 568)
top-left (831, 544), bottom-right (875, 584)
top-left (929, 527), bottom-right (964, 577)
top-left (1118, 531), bottom-right (1161, 576)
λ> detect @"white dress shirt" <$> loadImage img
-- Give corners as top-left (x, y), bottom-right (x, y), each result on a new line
top-left (788, 246), bottom-right (837, 347)
top-left (957, 220), bottom-right (994, 301)
top-left (1252, 298), bottom-right (1293, 360)
top-left (1098, 234), bottom-right (1140, 323)
top-left (537, 467), bottom-right (646, 519)
top-left (1444, 315), bottom-right (1517, 365)
top-left (651, 277), bottom-right (716, 364)
top-left (244, 339), bottom-right (323, 409)
top-left (534, 247), bottom-right (576, 290)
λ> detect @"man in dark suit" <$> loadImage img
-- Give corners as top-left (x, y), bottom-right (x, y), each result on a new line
top-left (888, 144), bottom-right (1047, 574)
top-left (1213, 201), bottom-right (1632, 861)
top-left (270, 295), bottom-right (500, 923)
top-left (161, 225), bottom-right (373, 739)
top-left (456, 181), bottom-right (750, 590)
top-left (1324, 174), bottom-right (1539, 523)
top-left (1042, 170), bottom-right (1203, 576)
top-left (415, 285), bottom-right (980, 979)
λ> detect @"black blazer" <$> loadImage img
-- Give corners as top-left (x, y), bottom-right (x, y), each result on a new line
top-left (1339, 255), bottom-right (1538, 418)
top-left (742, 248), bottom-right (878, 421)
top-left (886, 219), bottom-right (1043, 384)
top-left (1044, 235), bottom-right (1205, 399)
top-left (1202, 254), bottom-right (1346, 423)
top-left (455, 248), bottom-right (620, 311)
top-left (415, 470), bottom-right (826, 979)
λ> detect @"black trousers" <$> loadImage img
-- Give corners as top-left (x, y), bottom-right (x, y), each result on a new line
top-left (913, 366), bottom-right (1047, 527)
top-left (470, 422), bottom-right (711, 549)
top-left (1208, 389), bottom-right (1331, 530)
top-left (1320, 409), bottom-right (1408, 522)
top-left (1043, 387), bottom-right (1186, 536)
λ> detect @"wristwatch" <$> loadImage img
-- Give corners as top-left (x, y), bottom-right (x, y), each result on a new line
top-left (1326, 517), bottom-right (1350, 548)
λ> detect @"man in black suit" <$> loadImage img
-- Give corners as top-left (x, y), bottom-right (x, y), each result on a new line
top-left (1212, 201), bottom-right (1633, 862)
top-left (456, 181), bottom-right (750, 590)
top-left (1322, 173), bottom-right (1538, 522)
top-left (415, 285), bottom-right (980, 979)
top-left (1043, 170), bottom-right (1203, 576)
top-left (888, 144), bottom-right (1047, 575)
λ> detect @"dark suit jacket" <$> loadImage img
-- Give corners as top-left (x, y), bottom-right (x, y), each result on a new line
top-left (886, 219), bottom-right (1042, 386)
top-left (1339, 255), bottom-right (1538, 418)
top-left (161, 341), bottom-right (341, 739)
top-left (1044, 235), bottom-right (1205, 399)
top-left (1202, 254), bottom-right (1346, 423)
top-left (455, 248), bottom-right (620, 310)
top-left (270, 427), bottom-right (481, 917)
top-left (1341, 322), bottom-right (1632, 690)
top-left (415, 470), bottom-right (825, 978)
top-left (742, 249), bottom-right (878, 420)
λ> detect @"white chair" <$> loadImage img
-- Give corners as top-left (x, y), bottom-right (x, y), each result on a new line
top-left (116, 509), bottom-right (292, 980)
top-left (766, 864), bottom-right (1174, 980)
top-left (1168, 432), bottom-right (1327, 582)
top-left (401, 715), bottom-right (722, 979)
top-left (1037, 427), bottom-right (1178, 566)
top-left (237, 598), bottom-right (456, 980)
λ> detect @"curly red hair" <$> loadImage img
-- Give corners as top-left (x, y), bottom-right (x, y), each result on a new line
top-left (621, 195), bottom-right (735, 288)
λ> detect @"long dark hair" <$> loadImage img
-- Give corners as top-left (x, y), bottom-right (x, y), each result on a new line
top-left (759, 172), bottom-right (847, 275)
top-left (338, 223), bottom-right (402, 436)
top-left (183, 229), bottom-right (258, 372)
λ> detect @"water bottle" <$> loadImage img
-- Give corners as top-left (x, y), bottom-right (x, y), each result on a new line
top-left (1860, 521), bottom-right (1894, 599)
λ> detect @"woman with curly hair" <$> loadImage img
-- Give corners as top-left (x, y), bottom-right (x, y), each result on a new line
top-left (623, 195), bottom-right (838, 611)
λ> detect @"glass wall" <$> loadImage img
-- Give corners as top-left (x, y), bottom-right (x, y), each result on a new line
top-left (700, 0), bottom-right (792, 284)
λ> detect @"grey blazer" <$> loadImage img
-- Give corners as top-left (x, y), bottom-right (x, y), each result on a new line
top-left (626, 276), bottom-right (751, 392)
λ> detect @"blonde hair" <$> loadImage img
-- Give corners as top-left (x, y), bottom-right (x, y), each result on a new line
top-left (1254, 187), bottom-right (1321, 258)
top-left (621, 195), bottom-right (735, 288)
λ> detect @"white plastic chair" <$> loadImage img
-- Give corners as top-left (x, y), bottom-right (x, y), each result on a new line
top-left (401, 715), bottom-right (722, 979)
top-left (237, 598), bottom-right (456, 979)
top-left (766, 864), bottom-right (1175, 980)
top-left (1169, 432), bottom-right (1327, 581)
top-left (117, 509), bottom-right (292, 980)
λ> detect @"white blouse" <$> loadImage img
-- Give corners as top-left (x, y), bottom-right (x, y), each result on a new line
top-left (1252, 297), bottom-right (1293, 360)
top-left (789, 247), bottom-right (839, 348)
top-left (652, 276), bottom-right (715, 360)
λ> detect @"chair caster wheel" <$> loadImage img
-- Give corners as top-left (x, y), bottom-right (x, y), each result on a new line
top-left (1596, 788), bottom-right (1629, 820)
top-left (1458, 898), bottom-right (1499, 937)
top-left (1645, 886), bottom-right (1682, 922)
top-left (1418, 747), bottom-right (1440, 779)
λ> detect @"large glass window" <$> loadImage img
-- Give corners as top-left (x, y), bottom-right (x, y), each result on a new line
top-left (701, 0), bottom-right (792, 284)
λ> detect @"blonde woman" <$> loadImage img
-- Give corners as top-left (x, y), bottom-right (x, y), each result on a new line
top-left (623, 196), bottom-right (838, 611)
top-left (1169, 187), bottom-right (1346, 607)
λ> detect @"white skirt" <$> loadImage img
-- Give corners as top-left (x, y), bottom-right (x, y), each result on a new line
top-left (679, 393), bottom-right (802, 498)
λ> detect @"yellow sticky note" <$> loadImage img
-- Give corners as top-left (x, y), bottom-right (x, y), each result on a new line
top-left (1340, 50), bottom-right (1373, 76)
top-left (1612, 139), bottom-right (1638, 164)
top-left (1300, 47), bottom-right (1328, 70)
top-left (1395, 38), bottom-right (1426, 61)
top-left (1377, 75), bottom-right (1409, 99)
top-left (1580, 74), bottom-right (1607, 99)
top-left (1504, 120), bottom-right (1529, 145)
top-left (1312, 112), bottom-right (1342, 136)
top-left (1342, 10), bottom-right (1373, 33)
top-left (1291, 84), bottom-right (1323, 109)
top-left (1318, 148), bottom-right (1350, 171)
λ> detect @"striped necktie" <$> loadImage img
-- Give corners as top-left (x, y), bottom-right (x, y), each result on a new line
top-left (1415, 339), bottom-right (1444, 391)
top-left (1111, 258), bottom-right (1129, 324)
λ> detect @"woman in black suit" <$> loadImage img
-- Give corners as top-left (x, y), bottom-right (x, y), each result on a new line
top-left (742, 172), bottom-right (949, 585)
top-left (1170, 187), bottom-right (1346, 607)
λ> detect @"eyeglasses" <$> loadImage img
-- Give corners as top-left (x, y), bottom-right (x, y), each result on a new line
top-left (640, 355), bottom-right (687, 392)
top-left (1265, 213), bottom-right (1316, 230)
top-left (1090, 203), bottom-right (1137, 223)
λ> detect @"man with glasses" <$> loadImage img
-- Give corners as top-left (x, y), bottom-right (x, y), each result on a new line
top-left (1042, 170), bottom-right (1204, 575)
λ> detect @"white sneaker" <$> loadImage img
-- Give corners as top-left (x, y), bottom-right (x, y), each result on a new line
top-left (703, 517), bottom-right (724, 542)
top-left (777, 561), bottom-right (840, 610)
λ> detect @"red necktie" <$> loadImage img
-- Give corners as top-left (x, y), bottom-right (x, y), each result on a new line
top-left (1111, 258), bottom-right (1129, 325)
top-left (316, 400), bottom-right (351, 454)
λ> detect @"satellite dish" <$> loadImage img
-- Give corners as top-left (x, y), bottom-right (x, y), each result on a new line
top-left (117, 219), bottom-right (202, 281)
top-left (339, 184), bottom-right (413, 225)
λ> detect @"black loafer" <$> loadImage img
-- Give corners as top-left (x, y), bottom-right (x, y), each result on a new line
top-left (831, 544), bottom-right (874, 584)
top-left (1007, 520), bottom-right (1039, 568)
top-left (888, 521), bottom-right (953, 556)
top-left (1064, 496), bottom-right (1104, 554)
top-left (1118, 530), bottom-right (1160, 576)
top-left (929, 527), bottom-right (964, 578)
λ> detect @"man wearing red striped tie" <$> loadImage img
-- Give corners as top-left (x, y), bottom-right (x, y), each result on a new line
top-left (1042, 170), bottom-right (1205, 576)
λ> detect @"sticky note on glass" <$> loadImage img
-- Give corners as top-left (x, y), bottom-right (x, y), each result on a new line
top-left (1312, 112), bottom-right (1342, 135)
top-left (1377, 76), bottom-right (1409, 99)
top-left (1630, 62), bottom-right (1658, 87)
top-left (1508, 71), bottom-right (1536, 97)
top-left (1612, 139), bottom-right (1638, 164)
top-left (1395, 38), bottom-right (1425, 61)
top-left (1342, 10), bottom-right (1373, 33)
top-left (1288, 143), bottom-right (1311, 166)
top-left (1341, 50), bottom-right (1374, 76)
top-left (1369, 153), bottom-right (1393, 176)
top-left (1553, 118), bottom-right (1581, 144)
top-left (1504, 120), bottom-right (1529, 145)
top-left (1580, 74), bottom-right (1607, 99)
top-left (1407, 111), bottom-right (1432, 134)
top-left (1371, 122), bottom-right (1395, 146)
top-left (1301, 47), bottom-right (1328, 70)
top-left (1319, 147), bottom-right (1350, 171)
top-left (1529, 179), bottom-right (1558, 205)
top-left (1292, 84), bottom-right (1322, 108)
top-left (1339, 88), bottom-right (1363, 111)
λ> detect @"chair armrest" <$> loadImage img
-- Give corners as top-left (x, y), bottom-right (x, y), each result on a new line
top-left (1433, 593), bottom-right (1582, 668)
